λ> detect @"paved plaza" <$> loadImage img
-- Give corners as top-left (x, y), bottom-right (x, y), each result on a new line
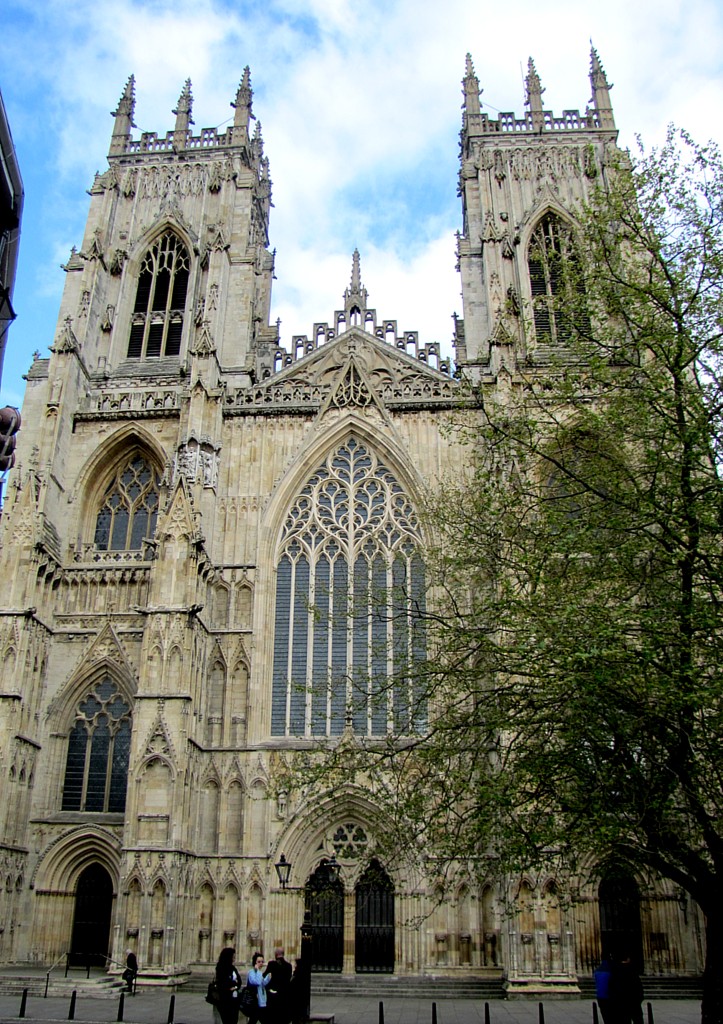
top-left (0, 990), bottom-right (703, 1024)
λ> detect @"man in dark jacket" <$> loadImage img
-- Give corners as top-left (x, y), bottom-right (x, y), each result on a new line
top-left (609, 953), bottom-right (644, 1024)
top-left (264, 948), bottom-right (292, 1024)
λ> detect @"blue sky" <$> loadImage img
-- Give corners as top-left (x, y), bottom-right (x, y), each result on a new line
top-left (1, 0), bottom-right (722, 409)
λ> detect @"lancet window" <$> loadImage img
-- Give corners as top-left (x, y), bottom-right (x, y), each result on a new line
top-left (271, 437), bottom-right (426, 738)
top-left (94, 454), bottom-right (161, 552)
top-left (528, 213), bottom-right (584, 344)
top-left (127, 231), bottom-right (190, 359)
top-left (61, 677), bottom-right (132, 812)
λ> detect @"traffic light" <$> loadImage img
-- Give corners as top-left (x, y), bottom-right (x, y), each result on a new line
top-left (0, 405), bottom-right (21, 472)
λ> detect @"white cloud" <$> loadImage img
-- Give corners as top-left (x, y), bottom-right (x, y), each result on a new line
top-left (1, 0), bottom-right (722, 399)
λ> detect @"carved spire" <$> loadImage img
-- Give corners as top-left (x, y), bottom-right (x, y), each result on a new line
top-left (462, 53), bottom-right (481, 119)
top-left (232, 66), bottom-right (254, 133)
top-left (109, 75), bottom-right (135, 156)
top-left (173, 79), bottom-right (194, 148)
top-left (350, 249), bottom-right (362, 293)
top-left (252, 119), bottom-right (265, 164)
top-left (525, 58), bottom-right (545, 131)
top-left (343, 249), bottom-right (369, 321)
top-left (589, 44), bottom-right (616, 131)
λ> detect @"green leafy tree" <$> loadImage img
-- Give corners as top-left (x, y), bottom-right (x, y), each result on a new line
top-left (300, 130), bottom-right (723, 1024)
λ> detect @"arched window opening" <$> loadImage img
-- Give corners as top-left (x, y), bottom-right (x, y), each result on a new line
top-left (62, 676), bottom-right (132, 812)
top-left (128, 231), bottom-right (190, 360)
top-left (528, 213), bottom-right (586, 344)
top-left (94, 454), bottom-right (161, 553)
top-left (271, 437), bottom-right (426, 738)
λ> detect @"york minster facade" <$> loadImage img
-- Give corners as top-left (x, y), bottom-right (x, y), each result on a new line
top-left (0, 52), bottom-right (704, 991)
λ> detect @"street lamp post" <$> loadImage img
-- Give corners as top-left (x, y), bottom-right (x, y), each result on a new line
top-left (275, 854), bottom-right (291, 890)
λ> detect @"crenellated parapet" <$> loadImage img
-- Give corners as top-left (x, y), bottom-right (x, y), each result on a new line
top-left (462, 47), bottom-right (616, 152)
top-left (261, 250), bottom-right (453, 383)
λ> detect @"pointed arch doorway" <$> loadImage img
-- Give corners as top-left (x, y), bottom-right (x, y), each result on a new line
top-left (307, 861), bottom-right (344, 972)
top-left (598, 872), bottom-right (643, 971)
top-left (69, 863), bottom-right (114, 966)
top-left (355, 860), bottom-right (394, 973)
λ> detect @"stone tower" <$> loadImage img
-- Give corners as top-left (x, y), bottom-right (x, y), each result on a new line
top-left (0, 52), bottom-right (701, 989)
top-left (455, 48), bottom-right (617, 376)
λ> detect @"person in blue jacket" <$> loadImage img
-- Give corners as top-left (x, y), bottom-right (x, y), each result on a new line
top-left (594, 955), bottom-right (613, 1024)
top-left (246, 952), bottom-right (272, 1024)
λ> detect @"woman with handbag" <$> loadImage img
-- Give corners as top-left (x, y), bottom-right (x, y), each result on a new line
top-left (214, 947), bottom-right (242, 1024)
top-left (245, 952), bottom-right (271, 1024)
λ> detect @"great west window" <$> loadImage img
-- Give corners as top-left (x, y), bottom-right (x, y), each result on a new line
top-left (271, 437), bottom-right (426, 737)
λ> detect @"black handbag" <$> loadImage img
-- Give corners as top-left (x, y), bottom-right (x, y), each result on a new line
top-left (206, 981), bottom-right (220, 1006)
top-left (240, 985), bottom-right (257, 1017)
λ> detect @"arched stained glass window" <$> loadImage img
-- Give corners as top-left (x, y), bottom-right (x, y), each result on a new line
top-left (528, 213), bottom-right (586, 344)
top-left (94, 455), bottom-right (161, 552)
top-left (127, 231), bottom-right (190, 360)
top-left (62, 677), bottom-right (132, 812)
top-left (272, 437), bottom-right (426, 738)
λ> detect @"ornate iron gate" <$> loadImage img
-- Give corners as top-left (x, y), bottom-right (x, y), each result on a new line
top-left (355, 860), bottom-right (394, 973)
top-left (307, 861), bottom-right (344, 972)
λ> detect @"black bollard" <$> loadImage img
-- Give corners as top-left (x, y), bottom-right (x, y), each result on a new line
top-left (69, 990), bottom-right (77, 1021)
top-left (167, 993), bottom-right (176, 1024)
top-left (592, 1001), bottom-right (599, 1024)
top-left (432, 1001), bottom-right (437, 1024)
top-left (118, 991), bottom-right (125, 1022)
top-left (647, 1002), bottom-right (655, 1024)
top-left (19, 988), bottom-right (27, 1019)
top-left (379, 1000), bottom-right (384, 1024)
top-left (538, 1002), bottom-right (545, 1024)
top-left (484, 1002), bottom-right (491, 1024)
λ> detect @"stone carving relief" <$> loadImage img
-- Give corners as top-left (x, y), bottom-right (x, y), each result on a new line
top-left (479, 145), bottom-right (587, 184)
top-left (53, 318), bottom-right (79, 354)
top-left (137, 163), bottom-right (208, 200)
top-left (174, 439), bottom-right (221, 489)
top-left (100, 305), bottom-right (115, 332)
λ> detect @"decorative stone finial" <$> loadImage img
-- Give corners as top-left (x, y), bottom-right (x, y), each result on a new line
top-left (344, 249), bottom-right (368, 320)
top-left (589, 44), bottom-right (616, 130)
top-left (109, 75), bottom-right (136, 156)
top-left (173, 79), bottom-right (194, 146)
top-left (525, 57), bottom-right (545, 131)
top-left (350, 249), bottom-right (361, 292)
top-left (232, 66), bottom-right (254, 132)
top-left (462, 53), bottom-right (481, 119)
top-left (252, 120), bottom-right (265, 163)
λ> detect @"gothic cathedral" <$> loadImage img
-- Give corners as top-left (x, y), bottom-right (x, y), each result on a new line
top-left (0, 51), bottom-right (704, 991)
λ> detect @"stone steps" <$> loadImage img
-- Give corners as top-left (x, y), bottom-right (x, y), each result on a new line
top-left (579, 976), bottom-right (703, 1001)
top-left (311, 975), bottom-right (506, 1000)
top-left (0, 974), bottom-right (125, 999)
